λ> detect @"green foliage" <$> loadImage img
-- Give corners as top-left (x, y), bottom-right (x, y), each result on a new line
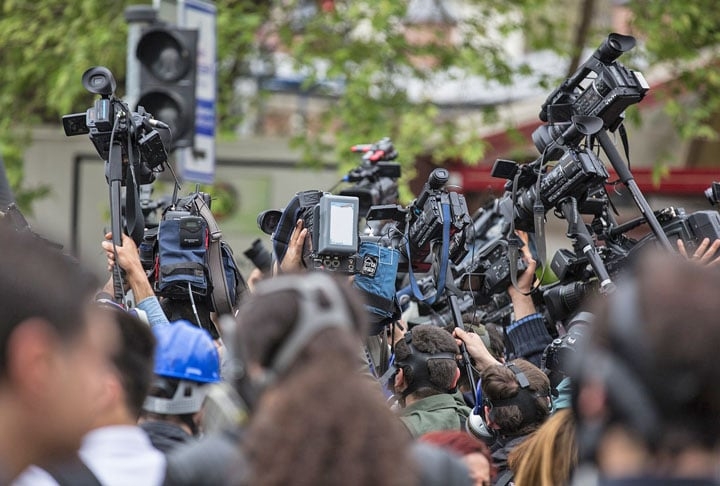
top-left (5, 0), bottom-right (720, 216)
top-left (0, 0), bottom-right (132, 211)
top-left (267, 0), bottom-right (552, 190)
top-left (629, 0), bottom-right (720, 141)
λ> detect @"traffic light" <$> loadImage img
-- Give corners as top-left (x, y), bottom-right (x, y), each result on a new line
top-left (136, 25), bottom-right (198, 152)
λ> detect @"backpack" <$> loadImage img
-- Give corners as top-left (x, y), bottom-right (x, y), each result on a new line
top-left (151, 191), bottom-right (246, 316)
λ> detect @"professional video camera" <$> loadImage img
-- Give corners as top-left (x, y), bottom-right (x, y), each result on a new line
top-left (63, 66), bottom-right (172, 301)
top-left (492, 118), bottom-right (609, 233)
top-left (368, 168), bottom-right (472, 274)
top-left (259, 189), bottom-right (361, 274)
top-left (62, 66), bottom-right (169, 186)
top-left (452, 199), bottom-right (532, 301)
top-left (539, 33), bottom-right (649, 134)
top-left (339, 137), bottom-right (402, 216)
top-left (541, 312), bottom-right (591, 389)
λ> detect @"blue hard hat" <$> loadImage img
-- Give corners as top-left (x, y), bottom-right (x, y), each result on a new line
top-left (152, 320), bottom-right (221, 384)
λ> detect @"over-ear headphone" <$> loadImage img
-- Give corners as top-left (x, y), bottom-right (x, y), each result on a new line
top-left (466, 362), bottom-right (535, 442)
top-left (227, 272), bottom-right (357, 411)
top-left (389, 330), bottom-right (457, 399)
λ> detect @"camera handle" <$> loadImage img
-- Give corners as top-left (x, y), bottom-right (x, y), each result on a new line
top-left (597, 130), bottom-right (673, 251)
top-left (559, 197), bottom-right (616, 295)
top-left (107, 142), bottom-right (126, 302)
top-left (447, 292), bottom-right (477, 407)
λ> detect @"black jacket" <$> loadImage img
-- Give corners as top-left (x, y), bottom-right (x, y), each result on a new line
top-left (140, 420), bottom-right (194, 454)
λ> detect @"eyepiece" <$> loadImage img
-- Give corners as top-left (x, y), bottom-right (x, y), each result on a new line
top-left (81, 66), bottom-right (116, 97)
top-left (428, 168), bottom-right (449, 190)
top-left (595, 33), bottom-right (636, 64)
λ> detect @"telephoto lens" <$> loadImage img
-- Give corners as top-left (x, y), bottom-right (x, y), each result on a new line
top-left (244, 238), bottom-right (273, 274)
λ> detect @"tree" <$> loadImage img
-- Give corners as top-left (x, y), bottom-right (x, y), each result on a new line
top-left (3, 0), bottom-right (718, 213)
top-left (627, 0), bottom-right (720, 142)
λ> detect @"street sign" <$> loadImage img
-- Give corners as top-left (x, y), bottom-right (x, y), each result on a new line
top-left (177, 0), bottom-right (216, 183)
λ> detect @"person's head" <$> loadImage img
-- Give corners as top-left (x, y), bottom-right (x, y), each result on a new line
top-left (391, 324), bottom-right (461, 404)
top-left (142, 320), bottom-right (220, 435)
top-left (419, 430), bottom-right (497, 486)
top-left (0, 226), bottom-right (119, 476)
top-left (574, 250), bottom-right (720, 474)
top-left (231, 271), bottom-right (369, 410)
top-left (233, 272), bottom-right (418, 486)
top-left (480, 359), bottom-right (551, 437)
top-left (508, 408), bottom-right (577, 486)
top-left (97, 304), bottom-right (156, 421)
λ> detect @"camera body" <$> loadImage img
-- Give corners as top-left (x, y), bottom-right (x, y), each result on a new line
top-left (457, 239), bottom-right (528, 297)
top-left (406, 169), bottom-right (471, 271)
top-left (62, 66), bottom-right (168, 185)
top-left (265, 190), bottom-right (361, 274)
top-left (493, 147), bottom-right (609, 232)
top-left (540, 33), bottom-right (649, 132)
top-left (340, 162), bottom-right (401, 216)
top-left (632, 207), bottom-right (720, 256)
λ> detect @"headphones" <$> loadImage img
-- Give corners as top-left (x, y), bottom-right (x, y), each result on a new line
top-left (226, 272), bottom-right (357, 411)
top-left (466, 362), bottom-right (546, 442)
top-left (382, 330), bottom-right (457, 400)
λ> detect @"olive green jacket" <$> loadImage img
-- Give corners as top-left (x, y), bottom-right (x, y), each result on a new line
top-left (399, 392), bottom-right (471, 438)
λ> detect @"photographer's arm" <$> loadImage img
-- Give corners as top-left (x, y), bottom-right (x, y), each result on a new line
top-left (102, 232), bottom-right (169, 326)
top-left (505, 231), bottom-right (552, 368)
top-left (453, 327), bottom-right (501, 372)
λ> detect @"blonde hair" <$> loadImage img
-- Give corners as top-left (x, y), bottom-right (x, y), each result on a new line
top-left (508, 409), bottom-right (578, 486)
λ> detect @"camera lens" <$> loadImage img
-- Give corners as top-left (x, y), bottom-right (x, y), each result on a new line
top-left (244, 239), bottom-right (273, 274)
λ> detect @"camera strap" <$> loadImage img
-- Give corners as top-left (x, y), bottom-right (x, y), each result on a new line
top-left (125, 162), bottom-right (145, 246)
top-left (190, 194), bottom-right (236, 316)
top-left (407, 200), bottom-right (451, 305)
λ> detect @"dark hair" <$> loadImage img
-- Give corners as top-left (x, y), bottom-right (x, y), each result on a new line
top-left (583, 250), bottom-right (720, 450)
top-left (103, 306), bottom-right (156, 418)
top-left (393, 324), bottom-right (460, 399)
top-left (481, 359), bottom-right (551, 436)
top-left (236, 273), bottom-right (417, 486)
top-left (0, 226), bottom-right (99, 375)
top-left (234, 272), bottom-right (369, 371)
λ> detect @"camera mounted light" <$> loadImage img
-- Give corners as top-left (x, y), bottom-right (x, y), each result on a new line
top-left (81, 66), bottom-right (116, 97)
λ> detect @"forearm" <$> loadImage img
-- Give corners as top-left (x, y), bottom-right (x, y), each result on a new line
top-left (136, 295), bottom-right (170, 327)
top-left (125, 265), bottom-right (155, 302)
top-left (506, 313), bottom-right (552, 368)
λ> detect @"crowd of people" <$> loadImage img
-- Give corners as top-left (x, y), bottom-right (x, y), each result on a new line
top-left (2, 200), bottom-right (720, 486)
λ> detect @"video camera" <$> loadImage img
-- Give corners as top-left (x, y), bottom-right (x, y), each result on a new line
top-left (368, 168), bottom-right (472, 273)
top-left (63, 65), bottom-right (173, 301)
top-left (339, 137), bottom-right (402, 216)
top-left (539, 33), bottom-right (649, 133)
top-left (492, 124), bottom-right (609, 233)
top-left (62, 66), bottom-right (169, 186)
top-left (259, 190), bottom-right (361, 274)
